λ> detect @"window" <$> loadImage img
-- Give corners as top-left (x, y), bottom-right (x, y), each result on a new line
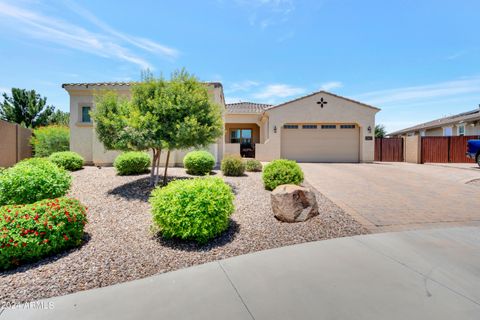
top-left (302, 124), bottom-right (317, 129)
top-left (81, 106), bottom-right (91, 123)
top-left (340, 124), bottom-right (355, 129)
top-left (443, 127), bottom-right (452, 136)
top-left (283, 124), bottom-right (299, 129)
top-left (458, 124), bottom-right (465, 136)
top-left (321, 124), bottom-right (336, 129)
top-left (230, 129), bottom-right (252, 144)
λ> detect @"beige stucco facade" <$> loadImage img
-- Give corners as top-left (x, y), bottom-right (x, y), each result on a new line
top-left (64, 83), bottom-right (225, 166)
top-left (255, 92), bottom-right (378, 162)
top-left (64, 83), bottom-right (379, 165)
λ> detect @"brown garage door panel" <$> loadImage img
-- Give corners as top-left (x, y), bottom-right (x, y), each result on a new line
top-left (281, 126), bottom-right (359, 162)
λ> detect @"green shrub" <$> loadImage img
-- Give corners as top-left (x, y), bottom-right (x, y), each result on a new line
top-left (49, 151), bottom-right (84, 171)
top-left (0, 158), bottom-right (72, 206)
top-left (183, 151), bottom-right (215, 175)
top-left (221, 155), bottom-right (245, 176)
top-left (150, 177), bottom-right (234, 244)
top-left (31, 125), bottom-right (69, 157)
top-left (262, 159), bottom-right (304, 191)
top-left (114, 152), bottom-right (151, 175)
top-left (245, 159), bottom-right (262, 172)
top-left (0, 197), bottom-right (87, 270)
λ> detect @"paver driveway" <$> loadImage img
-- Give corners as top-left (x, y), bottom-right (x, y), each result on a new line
top-left (301, 163), bottom-right (480, 232)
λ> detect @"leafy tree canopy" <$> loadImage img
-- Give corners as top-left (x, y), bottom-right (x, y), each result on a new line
top-left (375, 124), bottom-right (387, 138)
top-left (0, 88), bottom-right (68, 128)
top-left (92, 68), bottom-right (223, 185)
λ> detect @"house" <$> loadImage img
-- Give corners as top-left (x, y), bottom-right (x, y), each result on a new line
top-left (389, 107), bottom-right (480, 137)
top-left (63, 82), bottom-right (379, 165)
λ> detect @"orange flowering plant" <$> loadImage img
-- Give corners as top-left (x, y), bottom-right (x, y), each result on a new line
top-left (0, 197), bottom-right (87, 270)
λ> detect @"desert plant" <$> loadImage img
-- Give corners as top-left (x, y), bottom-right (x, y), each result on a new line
top-left (0, 158), bottom-right (71, 205)
top-left (221, 155), bottom-right (245, 176)
top-left (31, 125), bottom-right (69, 157)
top-left (245, 159), bottom-right (262, 172)
top-left (48, 151), bottom-right (84, 171)
top-left (0, 88), bottom-right (55, 128)
top-left (150, 177), bottom-right (234, 244)
top-left (114, 152), bottom-right (151, 175)
top-left (262, 159), bottom-right (304, 191)
top-left (0, 197), bottom-right (87, 270)
top-left (183, 151), bottom-right (215, 175)
top-left (92, 69), bottom-right (223, 186)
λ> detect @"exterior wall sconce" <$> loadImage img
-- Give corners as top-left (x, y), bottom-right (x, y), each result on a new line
top-left (367, 126), bottom-right (372, 133)
top-left (274, 125), bottom-right (277, 133)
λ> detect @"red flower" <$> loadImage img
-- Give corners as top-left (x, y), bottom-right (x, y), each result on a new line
top-left (63, 235), bottom-right (69, 241)
top-left (22, 242), bottom-right (27, 247)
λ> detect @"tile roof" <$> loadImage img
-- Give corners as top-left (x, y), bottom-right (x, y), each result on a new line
top-left (265, 90), bottom-right (381, 112)
top-left (226, 102), bottom-right (272, 114)
top-left (389, 108), bottom-right (480, 136)
top-left (61, 82), bottom-right (223, 88)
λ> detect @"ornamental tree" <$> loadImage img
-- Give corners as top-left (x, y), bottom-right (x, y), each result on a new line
top-left (0, 88), bottom-right (54, 128)
top-left (92, 69), bottom-right (223, 185)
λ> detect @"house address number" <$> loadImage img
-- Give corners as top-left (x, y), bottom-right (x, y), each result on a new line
top-left (365, 136), bottom-right (373, 141)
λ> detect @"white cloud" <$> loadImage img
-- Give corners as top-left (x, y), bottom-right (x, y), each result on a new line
top-left (253, 84), bottom-right (305, 100)
top-left (320, 81), bottom-right (343, 91)
top-left (235, 0), bottom-right (294, 28)
top-left (355, 76), bottom-right (480, 107)
top-left (446, 50), bottom-right (467, 60)
top-left (225, 97), bottom-right (244, 104)
top-left (63, 0), bottom-right (179, 59)
top-left (0, 1), bottom-right (179, 69)
top-left (228, 80), bottom-right (260, 92)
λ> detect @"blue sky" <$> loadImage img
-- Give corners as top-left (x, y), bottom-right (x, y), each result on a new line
top-left (0, 0), bottom-right (479, 132)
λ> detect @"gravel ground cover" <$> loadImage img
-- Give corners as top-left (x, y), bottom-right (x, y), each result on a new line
top-left (1, 166), bottom-right (368, 306)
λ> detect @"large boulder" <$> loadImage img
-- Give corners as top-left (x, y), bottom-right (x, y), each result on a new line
top-left (271, 184), bottom-right (319, 222)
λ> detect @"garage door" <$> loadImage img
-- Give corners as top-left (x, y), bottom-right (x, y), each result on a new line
top-left (281, 124), bottom-right (359, 162)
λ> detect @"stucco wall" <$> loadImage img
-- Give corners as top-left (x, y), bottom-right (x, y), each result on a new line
top-left (0, 120), bottom-right (32, 167)
top-left (65, 84), bottom-right (225, 166)
top-left (404, 135), bottom-right (421, 164)
top-left (224, 143), bottom-right (240, 156)
top-left (257, 92), bottom-right (378, 162)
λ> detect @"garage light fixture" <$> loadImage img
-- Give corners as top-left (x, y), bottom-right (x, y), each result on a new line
top-left (274, 125), bottom-right (277, 133)
top-left (368, 126), bottom-right (372, 133)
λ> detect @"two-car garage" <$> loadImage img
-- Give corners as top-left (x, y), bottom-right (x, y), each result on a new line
top-left (256, 90), bottom-right (379, 163)
top-left (280, 123), bottom-right (360, 162)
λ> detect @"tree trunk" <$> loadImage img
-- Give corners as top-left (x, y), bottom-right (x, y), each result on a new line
top-left (150, 148), bottom-right (157, 183)
top-left (162, 150), bottom-right (171, 186)
top-left (154, 149), bottom-right (162, 186)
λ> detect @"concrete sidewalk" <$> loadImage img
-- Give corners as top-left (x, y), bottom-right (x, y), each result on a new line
top-left (3, 227), bottom-right (480, 320)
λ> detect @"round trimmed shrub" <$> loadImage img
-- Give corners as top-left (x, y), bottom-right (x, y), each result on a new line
top-left (114, 152), bottom-right (151, 175)
top-left (183, 151), bottom-right (215, 176)
top-left (221, 155), bottom-right (245, 176)
top-left (0, 197), bottom-right (87, 270)
top-left (262, 159), bottom-right (304, 191)
top-left (31, 125), bottom-right (69, 157)
top-left (150, 177), bottom-right (234, 244)
top-left (49, 151), bottom-right (84, 171)
top-left (245, 159), bottom-right (262, 172)
top-left (0, 158), bottom-right (72, 206)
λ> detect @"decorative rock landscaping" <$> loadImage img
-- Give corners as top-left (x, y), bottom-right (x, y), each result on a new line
top-left (0, 166), bottom-right (368, 307)
top-left (271, 184), bottom-right (319, 222)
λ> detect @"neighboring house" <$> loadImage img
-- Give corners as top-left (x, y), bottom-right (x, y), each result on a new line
top-left (63, 83), bottom-right (379, 165)
top-left (389, 107), bottom-right (480, 137)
